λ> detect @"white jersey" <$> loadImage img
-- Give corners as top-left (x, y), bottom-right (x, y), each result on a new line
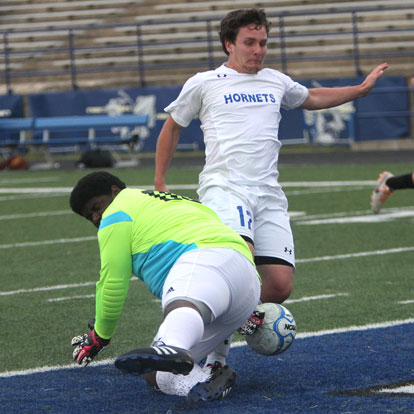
top-left (165, 64), bottom-right (308, 188)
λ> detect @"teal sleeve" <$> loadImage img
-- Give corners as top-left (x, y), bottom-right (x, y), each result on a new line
top-left (94, 220), bottom-right (132, 340)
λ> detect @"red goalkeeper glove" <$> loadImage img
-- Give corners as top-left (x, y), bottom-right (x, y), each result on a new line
top-left (72, 329), bottom-right (110, 366)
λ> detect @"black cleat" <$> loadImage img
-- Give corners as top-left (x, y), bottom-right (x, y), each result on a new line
top-left (201, 361), bottom-right (223, 375)
top-left (115, 345), bottom-right (194, 376)
top-left (188, 365), bottom-right (237, 401)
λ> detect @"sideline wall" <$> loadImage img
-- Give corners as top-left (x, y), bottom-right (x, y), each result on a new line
top-left (0, 76), bottom-right (411, 151)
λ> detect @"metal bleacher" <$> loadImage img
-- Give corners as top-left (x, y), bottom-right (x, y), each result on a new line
top-left (0, 0), bottom-right (413, 94)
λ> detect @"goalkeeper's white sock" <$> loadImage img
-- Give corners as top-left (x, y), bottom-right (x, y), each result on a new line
top-left (155, 307), bottom-right (204, 351)
top-left (156, 364), bottom-right (209, 396)
top-left (204, 334), bottom-right (233, 367)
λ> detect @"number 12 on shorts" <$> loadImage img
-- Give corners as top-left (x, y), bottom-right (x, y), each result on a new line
top-left (237, 206), bottom-right (252, 229)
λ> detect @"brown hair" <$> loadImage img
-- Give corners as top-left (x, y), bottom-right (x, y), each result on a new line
top-left (219, 8), bottom-right (271, 55)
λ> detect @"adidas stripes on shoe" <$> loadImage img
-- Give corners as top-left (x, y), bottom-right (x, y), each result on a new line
top-left (114, 344), bottom-right (194, 376)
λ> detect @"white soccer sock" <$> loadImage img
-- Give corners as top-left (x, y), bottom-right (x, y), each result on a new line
top-left (156, 364), bottom-right (210, 396)
top-left (155, 307), bottom-right (204, 351)
top-left (205, 334), bottom-right (233, 366)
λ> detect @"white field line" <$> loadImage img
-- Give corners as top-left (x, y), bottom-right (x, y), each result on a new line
top-left (285, 293), bottom-right (349, 304)
top-left (0, 206), bottom-right (410, 223)
top-left (293, 318), bottom-right (414, 339)
top-left (0, 181), bottom-right (382, 201)
top-left (285, 186), bottom-right (369, 196)
top-left (44, 292), bottom-right (349, 304)
top-left (1, 277), bottom-right (138, 297)
top-left (47, 294), bottom-right (96, 302)
top-left (398, 299), bottom-right (414, 305)
top-left (290, 206), bottom-right (413, 222)
top-left (0, 186), bottom-right (368, 199)
top-left (1, 318), bottom-right (412, 378)
top-left (0, 185), bottom-right (163, 194)
top-left (0, 185), bottom-right (198, 200)
top-left (0, 187), bottom-right (73, 194)
top-left (292, 210), bottom-right (371, 221)
top-left (0, 180), bottom-right (378, 195)
top-left (0, 177), bottom-right (58, 185)
top-left (0, 193), bottom-right (68, 201)
top-left (296, 247), bottom-right (414, 263)
top-left (377, 385), bottom-right (414, 394)
top-left (0, 210), bottom-right (306, 221)
top-left (0, 210), bottom-right (72, 220)
top-left (296, 209), bottom-right (414, 224)
top-left (1, 246), bottom-right (413, 293)
top-left (0, 236), bottom-right (96, 249)
top-left (0, 281), bottom-right (97, 296)
top-left (0, 187), bottom-right (370, 200)
top-left (282, 181), bottom-right (376, 187)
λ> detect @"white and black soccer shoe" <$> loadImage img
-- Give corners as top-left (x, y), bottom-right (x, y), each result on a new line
top-left (188, 365), bottom-right (237, 401)
top-left (115, 344), bottom-right (194, 376)
top-left (201, 361), bottom-right (223, 375)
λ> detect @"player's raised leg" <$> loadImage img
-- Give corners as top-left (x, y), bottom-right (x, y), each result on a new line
top-left (371, 171), bottom-right (394, 213)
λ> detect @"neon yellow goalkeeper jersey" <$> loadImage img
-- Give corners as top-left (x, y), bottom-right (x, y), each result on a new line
top-left (94, 188), bottom-right (255, 339)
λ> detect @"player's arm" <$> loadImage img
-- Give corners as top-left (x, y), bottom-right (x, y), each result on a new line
top-left (154, 115), bottom-right (184, 192)
top-left (94, 222), bottom-right (133, 339)
top-left (301, 63), bottom-right (388, 110)
top-left (72, 220), bottom-right (133, 365)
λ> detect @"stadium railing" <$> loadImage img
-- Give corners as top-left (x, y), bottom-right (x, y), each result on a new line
top-left (1, 4), bottom-right (413, 94)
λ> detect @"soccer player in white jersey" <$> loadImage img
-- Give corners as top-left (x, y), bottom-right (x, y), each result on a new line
top-left (154, 8), bottom-right (388, 366)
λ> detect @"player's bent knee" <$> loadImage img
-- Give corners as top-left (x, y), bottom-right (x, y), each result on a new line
top-left (164, 298), bottom-right (213, 325)
top-left (260, 281), bottom-right (292, 303)
top-left (258, 264), bottom-right (294, 304)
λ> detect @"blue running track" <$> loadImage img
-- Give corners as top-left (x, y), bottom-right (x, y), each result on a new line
top-left (0, 324), bottom-right (413, 414)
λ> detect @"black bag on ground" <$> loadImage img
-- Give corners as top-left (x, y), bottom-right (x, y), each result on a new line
top-left (76, 149), bottom-right (114, 168)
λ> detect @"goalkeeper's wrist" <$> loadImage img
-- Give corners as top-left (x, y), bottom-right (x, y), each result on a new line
top-left (93, 329), bottom-right (111, 346)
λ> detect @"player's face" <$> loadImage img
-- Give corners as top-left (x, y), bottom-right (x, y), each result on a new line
top-left (225, 25), bottom-right (268, 74)
top-left (81, 186), bottom-right (120, 228)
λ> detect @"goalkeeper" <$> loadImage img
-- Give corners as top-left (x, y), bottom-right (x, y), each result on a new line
top-left (69, 171), bottom-right (261, 401)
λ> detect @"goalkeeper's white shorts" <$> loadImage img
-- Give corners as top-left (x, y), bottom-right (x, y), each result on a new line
top-left (160, 247), bottom-right (261, 364)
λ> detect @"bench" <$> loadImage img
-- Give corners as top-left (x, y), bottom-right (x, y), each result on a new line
top-left (0, 114), bottom-right (148, 169)
top-left (0, 117), bottom-right (34, 144)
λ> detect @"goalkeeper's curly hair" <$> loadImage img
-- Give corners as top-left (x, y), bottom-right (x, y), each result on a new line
top-left (70, 171), bottom-right (126, 215)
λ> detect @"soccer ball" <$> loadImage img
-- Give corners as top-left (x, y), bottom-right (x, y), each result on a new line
top-left (245, 303), bottom-right (297, 356)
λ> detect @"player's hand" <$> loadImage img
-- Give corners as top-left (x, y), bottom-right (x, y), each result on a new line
top-left (360, 63), bottom-right (389, 96)
top-left (71, 329), bottom-right (110, 366)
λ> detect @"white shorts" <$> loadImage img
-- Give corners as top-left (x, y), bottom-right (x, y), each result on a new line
top-left (161, 248), bottom-right (261, 364)
top-left (198, 183), bottom-right (295, 266)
